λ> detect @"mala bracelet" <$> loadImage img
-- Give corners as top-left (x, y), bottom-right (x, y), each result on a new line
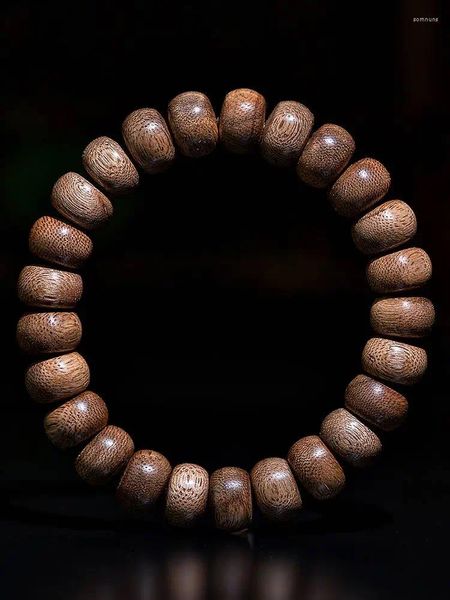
top-left (17, 88), bottom-right (434, 532)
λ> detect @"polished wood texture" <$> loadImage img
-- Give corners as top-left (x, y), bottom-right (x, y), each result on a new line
top-left (75, 425), bottom-right (134, 485)
top-left (345, 374), bottom-right (408, 431)
top-left (362, 337), bottom-right (427, 385)
top-left (209, 467), bottom-right (252, 532)
top-left (29, 216), bottom-right (93, 269)
top-left (117, 449), bottom-right (172, 509)
top-left (328, 158), bottom-right (390, 217)
top-left (251, 458), bottom-right (302, 521)
top-left (167, 92), bottom-right (218, 157)
top-left (287, 435), bottom-right (345, 500)
top-left (122, 108), bottom-right (175, 173)
top-left (165, 463), bottom-right (209, 527)
top-left (260, 101), bottom-right (314, 167)
top-left (367, 247), bottom-right (432, 293)
top-left (370, 296), bottom-right (435, 338)
top-left (17, 311), bottom-right (82, 354)
top-left (320, 408), bottom-right (382, 467)
top-left (296, 124), bottom-right (355, 188)
top-left (18, 265), bottom-right (83, 308)
top-left (44, 391), bottom-right (108, 448)
top-left (51, 172), bottom-right (113, 230)
top-left (219, 88), bottom-right (266, 154)
top-left (82, 136), bottom-right (139, 194)
top-left (352, 199), bottom-right (417, 255)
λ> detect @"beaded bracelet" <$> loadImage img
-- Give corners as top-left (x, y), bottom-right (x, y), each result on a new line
top-left (17, 88), bottom-right (434, 531)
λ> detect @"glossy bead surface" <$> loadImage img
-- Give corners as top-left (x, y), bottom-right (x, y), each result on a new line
top-left (17, 311), bottom-right (82, 354)
top-left (75, 425), bottom-right (134, 485)
top-left (362, 337), bottom-right (427, 386)
top-left (209, 467), bottom-right (252, 532)
top-left (297, 123), bottom-right (355, 188)
top-left (367, 248), bottom-right (432, 293)
top-left (82, 136), bottom-right (139, 194)
top-left (117, 449), bottom-right (172, 509)
top-left (122, 108), bottom-right (175, 173)
top-left (165, 463), bottom-right (209, 527)
top-left (260, 101), bottom-right (314, 167)
top-left (18, 266), bottom-right (83, 308)
top-left (320, 408), bottom-right (382, 467)
top-left (328, 158), bottom-right (391, 217)
top-left (251, 457), bottom-right (302, 521)
top-left (44, 391), bottom-right (108, 448)
top-left (219, 88), bottom-right (266, 154)
top-left (345, 374), bottom-right (408, 431)
top-left (370, 296), bottom-right (435, 338)
top-left (287, 435), bottom-right (345, 500)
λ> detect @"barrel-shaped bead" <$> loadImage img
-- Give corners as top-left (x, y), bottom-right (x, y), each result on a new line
top-left (370, 297), bottom-right (435, 338)
top-left (17, 311), bottom-right (82, 354)
top-left (367, 248), bottom-right (432, 293)
top-left (209, 467), bottom-right (252, 532)
top-left (82, 136), bottom-right (139, 194)
top-left (362, 337), bottom-right (427, 385)
top-left (251, 458), bottom-right (302, 521)
top-left (165, 463), bottom-right (209, 527)
top-left (167, 92), bottom-right (218, 157)
top-left (117, 449), bottom-right (172, 509)
top-left (18, 266), bottom-right (83, 308)
top-left (219, 88), bottom-right (266, 154)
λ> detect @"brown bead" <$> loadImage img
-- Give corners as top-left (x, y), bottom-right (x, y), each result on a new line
top-left (82, 136), bottom-right (139, 194)
top-left (370, 296), bottom-right (435, 338)
top-left (287, 435), bottom-right (345, 500)
top-left (328, 158), bottom-right (391, 217)
top-left (167, 91), bottom-right (218, 158)
top-left (75, 425), bottom-right (134, 485)
top-left (165, 463), bottom-right (209, 527)
top-left (116, 449), bottom-right (172, 509)
top-left (345, 374), bottom-right (408, 431)
top-left (296, 123), bottom-right (355, 188)
top-left (209, 467), bottom-right (252, 532)
top-left (51, 172), bottom-right (113, 230)
top-left (44, 390), bottom-right (108, 448)
top-left (250, 457), bottom-right (302, 521)
top-left (219, 88), bottom-right (266, 154)
top-left (17, 311), bottom-right (82, 354)
top-left (362, 337), bottom-right (427, 386)
top-left (320, 408), bottom-right (382, 467)
top-left (29, 216), bottom-right (93, 269)
top-left (260, 101), bottom-right (314, 167)
top-left (367, 247), bottom-right (432, 293)
top-left (25, 351), bottom-right (90, 403)
top-left (18, 266), bottom-right (83, 309)
top-left (122, 108), bottom-right (175, 173)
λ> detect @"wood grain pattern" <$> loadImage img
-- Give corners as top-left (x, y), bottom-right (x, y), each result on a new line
top-left (367, 247), bottom-right (432, 293)
top-left (17, 311), bottom-right (82, 354)
top-left (370, 296), bottom-right (435, 338)
top-left (260, 101), bottom-right (314, 167)
top-left (345, 374), bottom-right (408, 431)
top-left (328, 158), bottom-right (390, 217)
top-left (287, 435), bottom-right (345, 500)
top-left (219, 88), bottom-right (266, 154)
top-left (362, 337), bottom-right (427, 385)
top-left (82, 136), bottom-right (139, 194)
top-left (209, 467), bottom-right (252, 531)
top-left (18, 265), bottom-right (83, 308)
top-left (25, 351), bottom-right (90, 403)
top-left (165, 463), bottom-right (209, 527)
top-left (44, 390), bottom-right (108, 448)
top-left (296, 123), bottom-right (355, 188)
top-left (320, 408), bottom-right (382, 467)
top-left (250, 458), bottom-right (302, 521)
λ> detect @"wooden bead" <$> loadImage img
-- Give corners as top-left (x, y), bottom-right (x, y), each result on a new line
top-left (25, 351), bottom-right (90, 403)
top-left (296, 124), bottom-right (355, 188)
top-left (75, 425), bottom-right (134, 485)
top-left (116, 449), bottom-right (172, 509)
top-left (287, 435), bottom-right (345, 500)
top-left (320, 408), bottom-right (382, 467)
top-left (219, 88), bottom-right (266, 154)
top-left (17, 311), bottom-right (82, 354)
top-left (18, 265), bottom-right (83, 308)
top-left (209, 467), bottom-right (252, 532)
top-left (260, 101), bottom-right (314, 167)
top-left (165, 463), bottom-right (209, 527)
top-left (29, 216), bottom-right (93, 269)
top-left (82, 136), bottom-right (139, 194)
top-left (167, 92), bottom-right (218, 157)
top-left (250, 457), bottom-right (302, 521)
top-left (44, 390), bottom-right (108, 448)
top-left (370, 296), bottom-right (435, 338)
top-left (345, 374), bottom-right (408, 431)
top-left (328, 158), bottom-right (390, 217)
top-left (51, 172), bottom-right (113, 230)
top-left (122, 108), bottom-right (175, 173)
top-left (362, 337), bottom-right (427, 386)
top-left (367, 247), bottom-right (432, 293)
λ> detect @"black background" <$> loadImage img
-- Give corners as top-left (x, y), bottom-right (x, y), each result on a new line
top-left (1, 1), bottom-right (449, 598)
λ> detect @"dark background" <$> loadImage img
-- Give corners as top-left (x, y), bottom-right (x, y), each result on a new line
top-left (1, 1), bottom-right (449, 598)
